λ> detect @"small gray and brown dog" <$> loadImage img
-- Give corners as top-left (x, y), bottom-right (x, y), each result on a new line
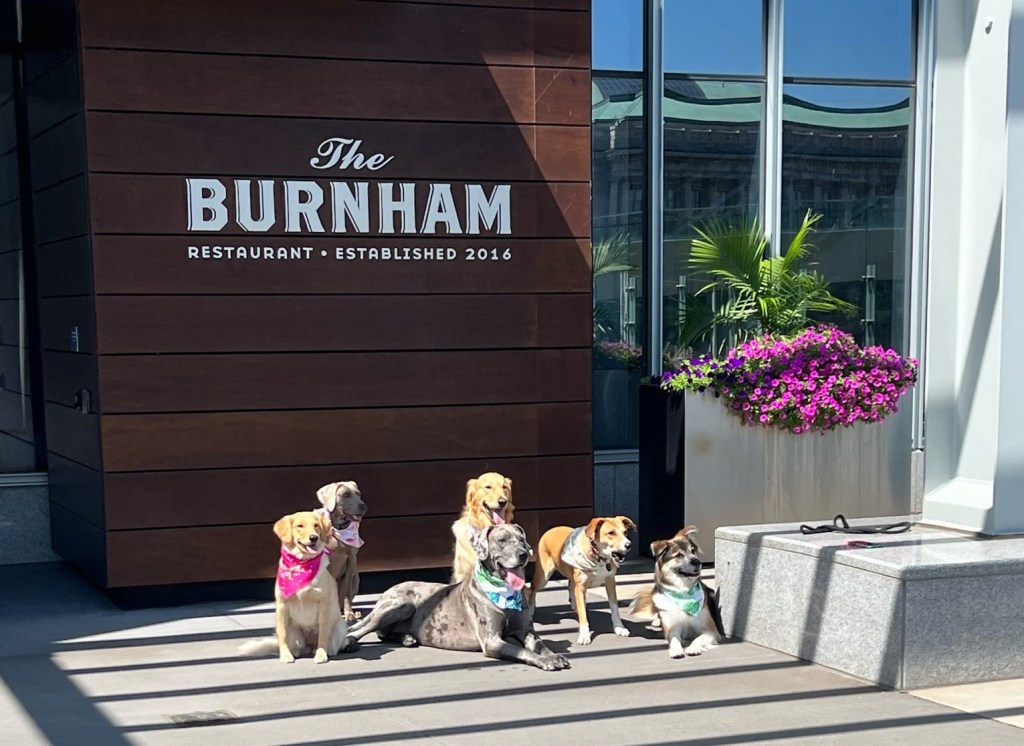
top-left (344, 523), bottom-right (570, 671)
top-left (627, 526), bottom-right (724, 658)
top-left (315, 481), bottom-right (367, 622)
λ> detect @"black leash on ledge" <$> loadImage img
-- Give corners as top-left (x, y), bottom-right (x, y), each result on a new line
top-left (799, 513), bottom-right (913, 536)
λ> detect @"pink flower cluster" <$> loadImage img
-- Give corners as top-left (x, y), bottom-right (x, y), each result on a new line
top-left (662, 326), bottom-right (918, 434)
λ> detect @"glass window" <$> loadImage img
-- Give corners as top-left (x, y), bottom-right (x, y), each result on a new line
top-left (593, 0), bottom-right (643, 71)
top-left (593, 75), bottom-right (645, 449)
top-left (0, 50), bottom-right (42, 471)
top-left (780, 84), bottom-right (912, 352)
top-left (665, 0), bottom-right (765, 76)
top-left (662, 79), bottom-right (763, 359)
top-left (784, 0), bottom-right (915, 82)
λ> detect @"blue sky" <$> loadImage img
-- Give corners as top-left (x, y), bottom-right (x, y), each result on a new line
top-left (593, 0), bottom-right (913, 82)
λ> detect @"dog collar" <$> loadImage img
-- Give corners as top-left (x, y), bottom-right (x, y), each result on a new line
top-left (473, 563), bottom-right (524, 611)
top-left (561, 526), bottom-right (608, 572)
top-left (276, 546), bottom-right (328, 598)
top-left (653, 583), bottom-right (705, 616)
top-left (315, 507), bottom-right (364, 548)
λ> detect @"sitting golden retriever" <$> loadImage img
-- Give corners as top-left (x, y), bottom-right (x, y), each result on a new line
top-left (450, 472), bottom-right (515, 582)
top-left (238, 510), bottom-right (348, 663)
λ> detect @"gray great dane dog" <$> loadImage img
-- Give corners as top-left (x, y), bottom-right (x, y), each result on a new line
top-left (344, 523), bottom-right (570, 671)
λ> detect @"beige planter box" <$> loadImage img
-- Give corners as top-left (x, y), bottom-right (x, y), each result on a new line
top-left (684, 391), bottom-right (913, 562)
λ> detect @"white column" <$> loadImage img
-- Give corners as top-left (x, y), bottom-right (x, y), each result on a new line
top-left (923, 0), bottom-right (1024, 535)
top-left (993, 0), bottom-right (1024, 533)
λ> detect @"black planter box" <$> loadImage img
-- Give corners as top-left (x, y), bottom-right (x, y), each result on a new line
top-left (637, 384), bottom-right (686, 554)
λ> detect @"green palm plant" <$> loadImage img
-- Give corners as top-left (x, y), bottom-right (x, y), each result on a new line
top-left (592, 232), bottom-right (637, 339)
top-left (688, 210), bottom-right (856, 340)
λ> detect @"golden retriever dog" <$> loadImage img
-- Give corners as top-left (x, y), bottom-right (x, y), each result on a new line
top-left (315, 480), bottom-right (367, 622)
top-left (528, 516), bottom-right (636, 645)
top-left (627, 526), bottom-right (723, 658)
top-left (238, 510), bottom-right (348, 663)
top-left (450, 472), bottom-right (515, 583)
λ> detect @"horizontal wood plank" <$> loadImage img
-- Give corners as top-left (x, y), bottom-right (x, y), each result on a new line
top-left (85, 113), bottom-right (589, 182)
top-left (105, 507), bottom-right (593, 586)
top-left (94, 294), bottom-right (591, 353)
top-left (48, 454), bottom-right (105, 528)
top-left (39, 296), bottom-right (95, 353)
top-left (100, 402), bottom-right (591, 471)
top-left (92, 237), bottom-right (590, 295)
top-left (36, 237), bottom-right (94, 298)
top-left (103, 454), bottom-right (593, 529)
top-left (98, 349), bottom-right (590, 413)
top-left (45, 401), bottom-right (101, 470)
top-left (82, 50), bottom-right (589, 125)
top-left (32, 175), bottom-right (88, 246)
top-left (88, 174), bottom-right (590, 238)
top-left (78, 0), bottom-right (589, 69)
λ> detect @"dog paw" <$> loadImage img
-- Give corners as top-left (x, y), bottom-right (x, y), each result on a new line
top-left (575, 626), bottom-right (593, 645)
top-left (344, 611), bottom-right (362, 623)
top-left (279, 651), bottom-right (296, 664)
top-left (313, 648), bottom-right (329, 664)
top-left (684, 641), bottom-right (714, 656)
top-left (342, 637), bottom-right (360, 653)
top-left (668, 640), bottom-right (685, 659)
top-left (539, 654), bottom-right (571, 671)
top-left (613, 625), bottom-right (631, 637)
top-left (401, 634), bottom-right (419, 648)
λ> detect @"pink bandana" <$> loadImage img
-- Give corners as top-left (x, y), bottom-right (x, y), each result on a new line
top-left (334, 521), bottom-right (364, 548)
top-left (316, 508), bottom-right (365, 549)
top-left (276, 546), bottom-right (328, 598)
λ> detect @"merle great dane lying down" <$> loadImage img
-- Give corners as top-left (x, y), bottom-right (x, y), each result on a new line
top-left (344, 523), bottom-right (570, 671)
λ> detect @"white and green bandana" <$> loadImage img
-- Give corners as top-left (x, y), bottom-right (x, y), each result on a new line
top-left (653, 583), bottom-right (705, 616)
top-left (474, 563), bottom-right (524, 611)
top-left (560, 526), bottom-right (603, 571)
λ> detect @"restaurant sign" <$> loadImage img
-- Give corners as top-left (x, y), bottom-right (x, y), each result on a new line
top-left (185, 138), bottom-right (512, 263)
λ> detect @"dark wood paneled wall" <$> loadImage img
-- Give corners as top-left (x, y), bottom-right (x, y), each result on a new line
top-left (30, 0), bottom-right (593, 588)
top-left (21, 0), bottom-right (106, 583)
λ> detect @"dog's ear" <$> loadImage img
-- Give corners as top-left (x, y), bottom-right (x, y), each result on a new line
top-left (316, 511), bottom-right (333, 539)
top-left (465, 478), bottom-right (478, 504)
top-left (676, 525), bottom-right (699, 538)
top-left (273, 514), bottom-right (294, 546)
top-left (503, 476), bottom-right (512, 496)
top-left (316, 483), bottom-right (339, 513)
top-left (585, 517), bottom-right (605, 542)
top-left (470, 527), bottom-right (490, 560)
top-left (617, 515), bottom-right (637, 532)
top-left (650, 539), bottom-right (670, 559)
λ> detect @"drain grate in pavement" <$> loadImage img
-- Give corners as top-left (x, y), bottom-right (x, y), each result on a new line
top-left (168, 710), bottom-right (237, 727)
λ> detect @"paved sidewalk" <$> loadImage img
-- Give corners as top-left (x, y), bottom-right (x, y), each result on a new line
top-left (0, 563), bottom-right (1021, 746)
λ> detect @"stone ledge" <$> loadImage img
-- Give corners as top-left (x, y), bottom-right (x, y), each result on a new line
top-left (715, 518), bottom-right (1024, 689)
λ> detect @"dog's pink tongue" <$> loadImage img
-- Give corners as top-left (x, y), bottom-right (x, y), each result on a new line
top-left (492, 510), bottom-right (505, 525)
top-left (506, 568), bottom-right (526, 591)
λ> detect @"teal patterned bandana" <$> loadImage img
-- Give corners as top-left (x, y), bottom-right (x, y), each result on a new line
top-left (474, 563), bottom-right (524, 611)
top-left (653, 583), bottom-right (705, 616)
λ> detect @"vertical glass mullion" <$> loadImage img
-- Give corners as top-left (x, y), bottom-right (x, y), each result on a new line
top-left (764, 0), bottom-right (784, 257)
top-left (908, 0), bottom-right (934, 450)
top-left (645, 0), bottom-right (664, 378)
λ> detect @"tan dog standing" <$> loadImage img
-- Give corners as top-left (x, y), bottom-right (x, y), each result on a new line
top-left (315, 481), bottom-right (367, 622)
top-left (528, 516), bottom-right (636, 645)
top-left (238, 510), bottom-right (348, 663)
top-left (450, 472), bottom-right (515, 583)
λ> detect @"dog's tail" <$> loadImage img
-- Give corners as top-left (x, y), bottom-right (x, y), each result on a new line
top-left (237, 637), bottom-right (278, 657)
top-left (626, 586), bottom-right (658, 621)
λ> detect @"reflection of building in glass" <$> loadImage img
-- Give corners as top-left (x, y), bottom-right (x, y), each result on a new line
top-left (592, 77), bottom-right (910, 351)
